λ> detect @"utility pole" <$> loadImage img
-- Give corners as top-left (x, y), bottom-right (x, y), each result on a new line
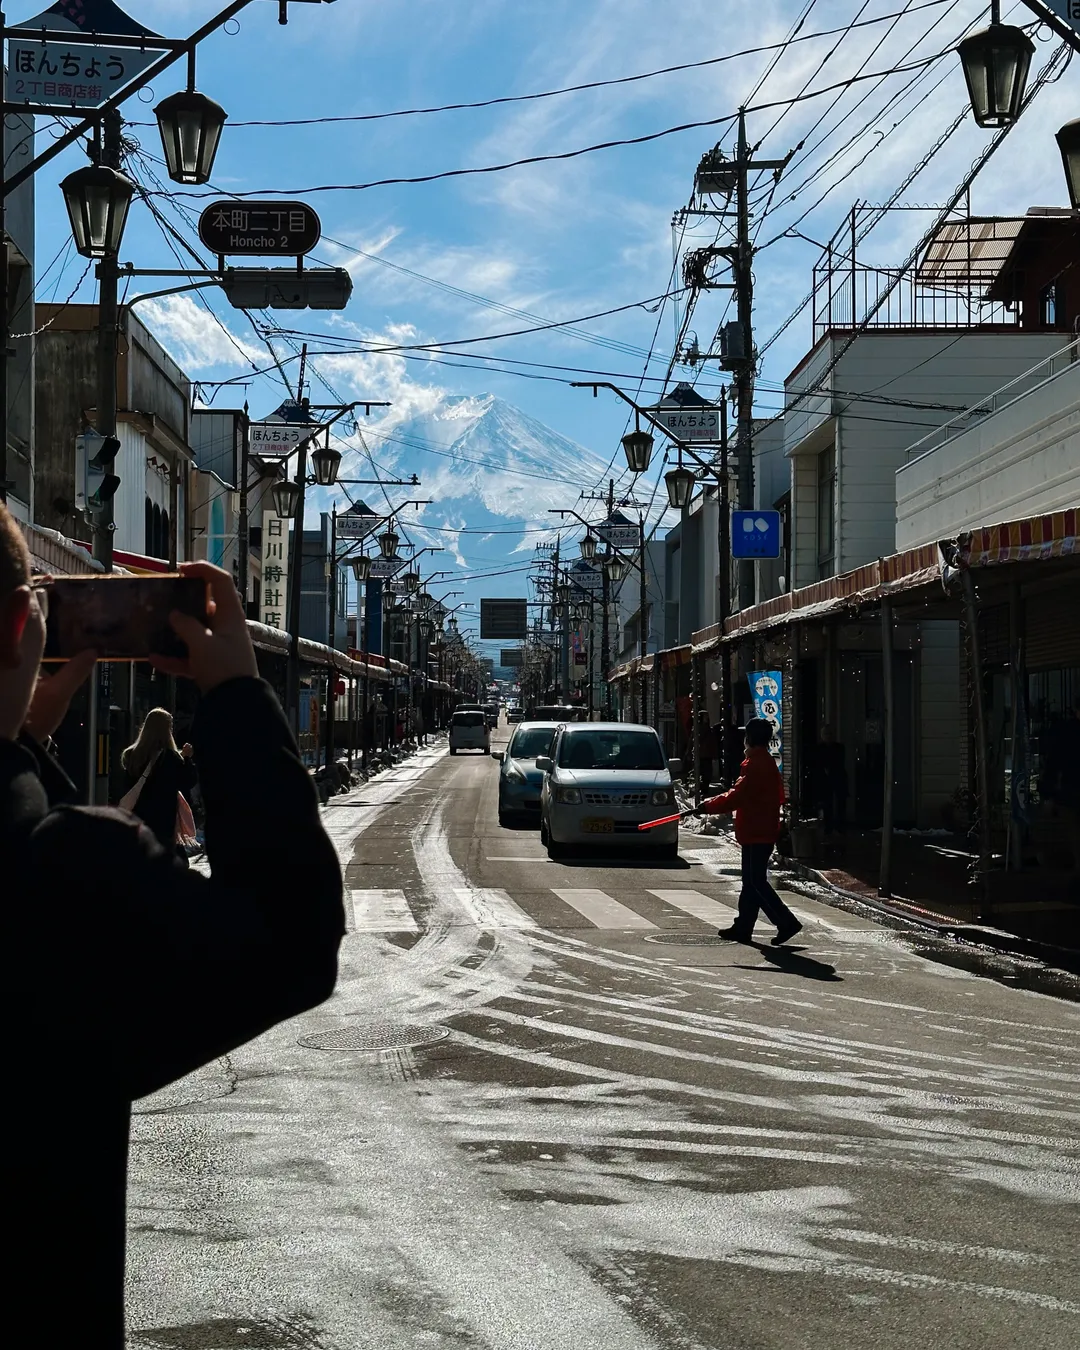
top-left (92, 108), bottom-right (123, 571)
top-left (237, 401), bottom-right (251, 614)
top-left (325, 504), bottom-right (338, 770)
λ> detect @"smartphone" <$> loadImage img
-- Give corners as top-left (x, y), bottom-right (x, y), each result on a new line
top-left (43, 574), bottom-right (209, 662)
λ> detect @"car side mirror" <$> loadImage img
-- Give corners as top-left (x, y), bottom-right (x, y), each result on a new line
top-left (667, 758), bottom-right (683, 776)
top-left (492, 751), bottom-right (504, 762)
top-left (535, 755), bottom-right (553, 772)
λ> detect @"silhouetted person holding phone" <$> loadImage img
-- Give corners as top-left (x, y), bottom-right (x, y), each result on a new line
top-left (0, 503), bottom-right (344, 1348)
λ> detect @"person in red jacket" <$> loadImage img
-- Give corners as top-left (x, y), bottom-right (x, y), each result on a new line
top-left (697, 716), bottom-right (802, 945)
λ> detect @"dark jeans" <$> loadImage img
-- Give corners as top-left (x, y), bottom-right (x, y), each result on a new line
top-left (737, 843), bottom-right (797, 934)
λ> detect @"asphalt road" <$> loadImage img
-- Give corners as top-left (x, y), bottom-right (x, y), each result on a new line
top-left (126, 727), bottom-right (1080, 1350)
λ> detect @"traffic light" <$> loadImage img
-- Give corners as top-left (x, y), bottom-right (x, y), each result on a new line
top-left (79, 432), bottom-right (121, 514)
top-left (221, 267), bottom-right (353, 311)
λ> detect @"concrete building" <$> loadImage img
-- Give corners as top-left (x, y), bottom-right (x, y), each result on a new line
top-left (2, 107), bottom-right (36, 519)
top-left (33, 304), bottom-right (194, 567)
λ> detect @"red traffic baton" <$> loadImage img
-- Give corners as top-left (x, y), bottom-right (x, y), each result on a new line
top-left (638, 810), bottom-right (694, 832)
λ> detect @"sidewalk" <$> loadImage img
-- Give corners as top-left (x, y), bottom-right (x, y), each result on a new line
top-left (680, 804), bottom-right (1080, 973)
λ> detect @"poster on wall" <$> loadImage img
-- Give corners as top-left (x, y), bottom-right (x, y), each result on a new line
top-left (748, 670), bottom-right (783, 771)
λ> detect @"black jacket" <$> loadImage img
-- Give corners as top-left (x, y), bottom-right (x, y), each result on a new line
top-left (3, 678), bottom-right (344, 1348)
top-left (126, 747), bottom-right (196, 848)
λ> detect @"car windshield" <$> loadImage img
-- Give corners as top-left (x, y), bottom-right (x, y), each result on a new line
top-left (453, 712), bottom-right (485, 727)
top-left (557, 730), bottom-right (665, 771)
top-left (508, 727), bottom-right (554, 760)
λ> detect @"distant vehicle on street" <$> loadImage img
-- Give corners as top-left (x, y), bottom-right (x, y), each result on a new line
top-left (484, 701), bottom-right (500, 728)
top-left (506, 705), bottom-right (524, 723)
top-left (529, 703), bottom-right (586, 723)
top-left (449, 709), bottom-right (491, 755)
top-left (537, 722), bottom-right (682, 860)
top-left (492, 721), bottom-right (559, 824)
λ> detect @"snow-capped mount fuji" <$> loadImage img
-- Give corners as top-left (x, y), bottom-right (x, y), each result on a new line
top-left (356, 393), bottom-right (614, 531)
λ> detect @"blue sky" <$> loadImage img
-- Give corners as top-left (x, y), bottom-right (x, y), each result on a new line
top-left (24, 0), bottom-right (1078, 635)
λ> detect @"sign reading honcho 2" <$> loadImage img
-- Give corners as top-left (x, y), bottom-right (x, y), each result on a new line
top-left (198, 200), bottom-right (321, 256)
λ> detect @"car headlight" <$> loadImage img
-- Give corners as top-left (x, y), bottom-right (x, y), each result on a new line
top-left (651, 787), bottom-right (674, 805)
top-left (505, 762), bottom-right (526, 783)
top-left (556, 786), bottom-right (582, 804)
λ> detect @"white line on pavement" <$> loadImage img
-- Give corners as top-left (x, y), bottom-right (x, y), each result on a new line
top-left (453, 888), bottom-right (538, 929)
top-left (648, 888), bottom-right (738, 925)
top-left (551, 888), bottom-right (657, 930)
top-left (350, 888), bottom-right (420, 933)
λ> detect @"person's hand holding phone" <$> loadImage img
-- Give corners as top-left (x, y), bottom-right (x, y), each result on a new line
top-left (150, 561), bottom-right (257, 694)
top-left (24, 648), bottom-right (98, 743)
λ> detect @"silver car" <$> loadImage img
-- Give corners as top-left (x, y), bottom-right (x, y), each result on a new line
top-left (493, 721), bottom-right (559, 825)
top-left (538, 723), bottom-right (682, 859)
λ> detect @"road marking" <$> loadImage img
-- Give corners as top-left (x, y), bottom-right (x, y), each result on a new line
top-left (350, 888), bottom-right (419, 933)
top-left (551, 888), bottom-right (657, 930)
top-left (454, 887), bottom-right (538, 929)
top-left (648, 888), bottom-right (738, 925)
top-left (487, 855), bottom-right (551, 863)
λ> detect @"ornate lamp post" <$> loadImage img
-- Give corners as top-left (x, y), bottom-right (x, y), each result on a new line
top-left (957, 7), bottom-right (1035, 129)
top-left (665, 463), bottom-right (696, 511)
top-left (154, 86), bottom-right (227, 185)
top-left (60, 163), bottom-right (135, 259)
top-left (621, 424), bottom-right (654, 474)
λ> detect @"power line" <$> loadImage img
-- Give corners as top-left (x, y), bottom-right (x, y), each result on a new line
top-left (157, 51), bottom-right (956, 201)
top-left (123, 4), bottom-right (952, 131)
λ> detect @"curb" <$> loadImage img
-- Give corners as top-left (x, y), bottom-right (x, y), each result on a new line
top-left (785, 857), bottom-right (1080, 975)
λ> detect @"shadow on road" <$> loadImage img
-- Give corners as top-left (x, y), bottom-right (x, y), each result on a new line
top-left (556, 851), bottom-right (693, 871)
top-left (735, 944), bottom-right (842, 982)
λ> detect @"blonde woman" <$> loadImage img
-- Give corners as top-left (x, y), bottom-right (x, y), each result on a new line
top-left (121, 707), bottom-right (195, 851)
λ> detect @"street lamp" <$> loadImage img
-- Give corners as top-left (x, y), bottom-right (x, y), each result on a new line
top-left (310, 442), bottom-right (342, 487)
top-left (572, 601), bottom-right (589, 623)
top-left (557, 582), bottom-right (571, 605)
top-left (621, 426), bottom-right (654, 474)
top-left (957, 15), bottom-right (1034, 129)
top-left (350, 554), bottom-right (371, 582)
top-left (604, 554), bottom-right (626, 584)
top-left (402, 570), bottom-right (421, 593)
top-left (154, 88), bottom-right (227, 186)
top-left (580, 534), bottom-right (597, 561)
top-left (1057, 119), bottom-right (1080, 210)
top-left (60, 163), bottom-right (135, 259)
top-left (271, 478), bottom-right (302, 519)
top-left (419, 616), bottom-right (435, 641)
top-left (379, 527), bottom-right (400, 559)
top-left (665, 463), bottom-right (696, 510)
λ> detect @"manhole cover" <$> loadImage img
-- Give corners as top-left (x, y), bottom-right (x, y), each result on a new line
top-left (645, 933), bottom-right (729, 946)
top-left (297, 1023), bottom-right (451, 1051)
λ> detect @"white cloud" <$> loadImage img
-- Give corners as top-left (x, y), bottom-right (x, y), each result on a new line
top-left (136, 294), bottom-right (264, 372)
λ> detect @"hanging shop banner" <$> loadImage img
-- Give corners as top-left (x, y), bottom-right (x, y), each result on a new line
top-left (260, 510), bottom-right (290, 631)
top-left (748, 669), bottom-right (783, 771)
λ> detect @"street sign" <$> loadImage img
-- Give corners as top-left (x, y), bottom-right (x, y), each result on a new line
top-left (480, 599), bottom-right (527, 641)
top-left (593, 513), bottom-right (640, 551)
top-left (368, 556), bottom-right (403, 579)
top-left (567, 561), bottom-right (602, 593)
top-left (646, 383), bottom-right (721, 442)
top-left (500, 649), bottom-right (523, 668)
top-left (8, 4), bottom-right (167, 109)
top-left (336, 501), bottom-right (380, 538)
top-left (198, 201), bottom-right (322, 257)
top-left (1043, 0), bottom-right (1080, 40)
top-left (249, 423), bottom-right (307, 455)
top-left (731, 510), bottom-right (782, 559)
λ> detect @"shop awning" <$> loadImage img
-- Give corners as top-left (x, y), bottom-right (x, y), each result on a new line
top-left (693, 540), bottom-right (944, 649)
top-left (961, 508), bottom-right (1077, 566)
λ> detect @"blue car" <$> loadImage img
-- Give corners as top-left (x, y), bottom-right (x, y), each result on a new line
top-left (494, 721), bottom-right (560, 825)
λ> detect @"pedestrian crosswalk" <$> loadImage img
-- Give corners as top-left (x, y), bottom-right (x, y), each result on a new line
top-left (349, 884), bottom-right (874, 938)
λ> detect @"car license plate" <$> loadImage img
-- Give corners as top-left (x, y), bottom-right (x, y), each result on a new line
top-left (582, 818), bottom-right (614, 833)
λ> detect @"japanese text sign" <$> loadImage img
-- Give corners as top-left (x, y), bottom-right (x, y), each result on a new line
top-left (260, 510), bottom-right (290, 632)
top-left (749, 670), bottom-right (783, 772)
top-left (199, 200), bottom-right (322, 257)
top-left (731, 510), bottom-right (782, 558)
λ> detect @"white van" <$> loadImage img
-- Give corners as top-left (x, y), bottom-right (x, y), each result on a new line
top-left (449, 709), bottom-right (491, 755)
